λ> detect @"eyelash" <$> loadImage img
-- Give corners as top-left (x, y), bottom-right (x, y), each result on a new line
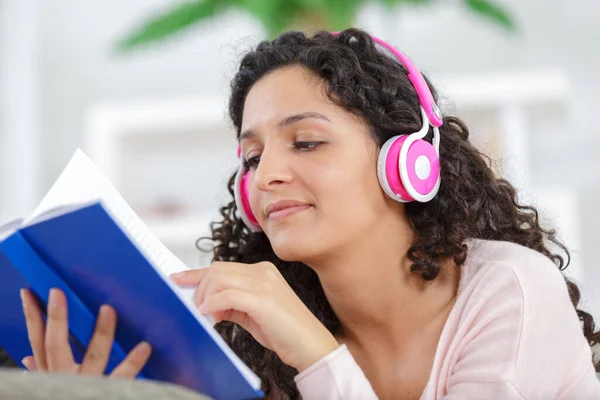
top-left (243, 141), bottom-right (324, 169)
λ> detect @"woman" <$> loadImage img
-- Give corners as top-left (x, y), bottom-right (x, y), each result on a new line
top-left (20, 29), bottom-right (600, 399)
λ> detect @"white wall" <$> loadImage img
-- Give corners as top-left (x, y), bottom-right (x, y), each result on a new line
top-left (2, 0), bottom-right (599, 317)
top-left (0, 0), bottom-right (40, 221)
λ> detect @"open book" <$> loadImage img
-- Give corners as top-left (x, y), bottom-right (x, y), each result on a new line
top-left (0, 149), bottom-right (263, 399)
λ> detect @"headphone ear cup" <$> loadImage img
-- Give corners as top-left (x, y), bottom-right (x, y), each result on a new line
top-left (234, 165), bottom-right (262, 232)
top-left (398, 136), bottom-right (440, 202)
top-left (377, 135), bottom-right (414, 202)
top-left (377, 134), bottom-right (441, 203)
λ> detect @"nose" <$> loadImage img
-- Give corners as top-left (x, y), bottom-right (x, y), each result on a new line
top-left (252, 145), bottom-right (292, 192)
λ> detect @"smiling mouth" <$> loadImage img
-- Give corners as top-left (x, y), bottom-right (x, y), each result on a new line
top-left (268, 204), bottom-right (312, 221)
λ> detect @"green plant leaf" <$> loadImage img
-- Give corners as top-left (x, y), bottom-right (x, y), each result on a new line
top-left (232, 0), bottom-right (295, 38)
top-left (115, 0), bottom-right (231, 53)
top-left (326, 0), bottom-right (361, 30)
top-left (114, 0), bottom-right (517, 53)
top-left (378, 0), bottom-right (435, 6)
top-left (464, 0), bottom-right (516, 31)
top-left (295, 0), bottom-right (330, 8)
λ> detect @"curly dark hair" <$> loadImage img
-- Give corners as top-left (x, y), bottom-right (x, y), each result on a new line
top-left (197, 28), bottom-right (600, 398)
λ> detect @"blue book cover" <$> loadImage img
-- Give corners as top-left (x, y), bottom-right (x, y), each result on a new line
top-left (0, 150), bottom-right (263, 400)
top-left (0, 202), bottom-right (263, 399)
top-left (0, 231), bottom-right (125, 372)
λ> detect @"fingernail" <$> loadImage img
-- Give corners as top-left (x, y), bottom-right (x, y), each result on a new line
top-left (134, 341), bottom-right (151, 357)
top-left (21, 357), bottom-right (29, 368)
top-left (20, 289), bottom-right (27, 306)
top-left (48, 288), bottom-right (59, 310)
top-left (98, 305), bottom-right (110, 324)
top-left (170, 271), bottom-right (186, 279)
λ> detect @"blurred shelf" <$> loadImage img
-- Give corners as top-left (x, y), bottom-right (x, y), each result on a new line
top-left (143, 213), bottom-right (218, 269)
top-left (82, 95), bottom-right (235, 185)
top-left (143, 213), bottom-right (216, 247)
top-left (435, 67), bottom-right (569, 108)
top-left (84, 96), bottom-right (229, 136)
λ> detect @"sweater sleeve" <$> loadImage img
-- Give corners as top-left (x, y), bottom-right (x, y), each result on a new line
top-left (294, 344), bottom-right (377, 400)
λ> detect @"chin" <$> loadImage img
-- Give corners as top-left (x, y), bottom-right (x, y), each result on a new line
top-left (269, 237), bottom-right (310, 262)
top-left (262, 207), bottom-right (329, 262)
top-left (266, 229), bottom-right (321, 263)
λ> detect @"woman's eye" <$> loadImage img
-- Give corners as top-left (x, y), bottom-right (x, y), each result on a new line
top-left (295, 141), bottom-right (323, 151)
top-left (243, 155), bottom-right (261, 169)
top-left (242, 142), bottom-right (323, 169)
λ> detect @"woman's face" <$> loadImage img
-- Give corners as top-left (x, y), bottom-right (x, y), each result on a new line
top-left (239, 65), bottom-right (397, 263)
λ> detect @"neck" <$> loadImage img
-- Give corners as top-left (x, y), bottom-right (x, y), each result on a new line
top-left (306, 214), bottom-right (460, 354)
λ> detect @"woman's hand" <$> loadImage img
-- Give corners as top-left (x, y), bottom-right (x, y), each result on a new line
top-left (170, 262), bottom-right (339, 372)
top-left (20, 288), bottom-right (152, 376)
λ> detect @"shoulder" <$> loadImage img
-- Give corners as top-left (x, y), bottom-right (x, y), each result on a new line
top-left (458, 238), bottom-right (577, 343)
top-left (460, 238), bottom-right (569, 301)
top-left (449, 238), bottom-right (595, 397)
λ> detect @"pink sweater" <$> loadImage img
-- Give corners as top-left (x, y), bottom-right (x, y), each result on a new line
top-left (294, 239), bottom-right (600, 399)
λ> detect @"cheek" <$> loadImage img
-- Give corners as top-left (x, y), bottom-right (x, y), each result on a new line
top-left (315, 156), bottom-right (382, 221)
top-left (246, 176), bottom-right (262, 221)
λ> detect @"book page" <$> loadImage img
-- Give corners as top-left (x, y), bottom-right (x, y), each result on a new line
top-left (24, 149), bottom-right (197, 300)
top-left (0, 218), bottom-right (24, 242)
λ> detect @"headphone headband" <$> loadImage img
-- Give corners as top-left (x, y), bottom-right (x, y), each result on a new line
top-left (331, 31), bottom-right (443, 127)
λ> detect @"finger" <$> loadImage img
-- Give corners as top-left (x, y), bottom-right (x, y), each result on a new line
top-left (21, 356), bottom-right (38, 372)
top-left (199, 289), bottom-right (261, 324)
top-left (109, 342), bottom-right (152, 379)
top-left (45, 288), bottom-right (76, 372)
top-left (193, 268), bottom-right (214, 307)
top-left (79, 305), bottom-right (117, 375)
top-left (169, 268), bottom-right (209, 285)
top-left (197, 269), bottom-right (256, 309)
top-left (21, 289), bottom-right (48, 371)
top-left (217, 309), bottom-right (251, 329)
top-left (193, 263), bottom-right (243, 307)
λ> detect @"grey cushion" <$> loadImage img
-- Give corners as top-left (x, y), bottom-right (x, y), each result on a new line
top-left (0, 370), bottom-right (212, 400)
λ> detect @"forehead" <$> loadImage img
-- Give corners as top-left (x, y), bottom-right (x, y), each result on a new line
top-left (240, 65), bottom-right (375, 149)
top-left (241, 66), bottom-right (331, 127)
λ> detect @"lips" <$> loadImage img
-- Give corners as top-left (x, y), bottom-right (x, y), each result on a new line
top-left (264, 200), bottom-right (311, 219)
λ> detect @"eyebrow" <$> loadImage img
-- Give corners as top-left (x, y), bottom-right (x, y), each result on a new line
top-left (239, 111), bottom-right (331, 141)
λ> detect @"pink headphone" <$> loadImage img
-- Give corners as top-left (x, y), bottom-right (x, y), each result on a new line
top-left (235, 32), bottom-right (443, 232)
